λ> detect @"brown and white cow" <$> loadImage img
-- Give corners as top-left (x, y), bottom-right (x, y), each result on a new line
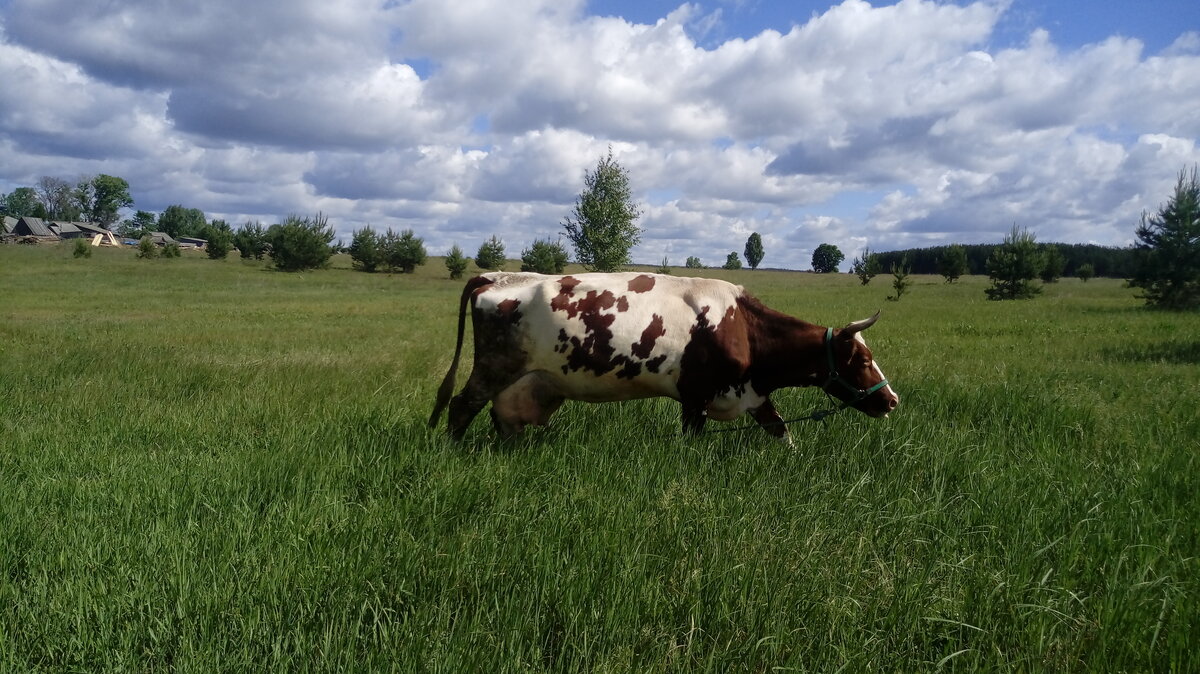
top-left (429, 272), bottom-right (897, 441)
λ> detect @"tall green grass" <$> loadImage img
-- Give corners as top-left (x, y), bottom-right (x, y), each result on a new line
top-left (1, 244), bottom-right (1196, 671)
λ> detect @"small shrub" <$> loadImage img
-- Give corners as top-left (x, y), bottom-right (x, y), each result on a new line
top-left (723, 252), bottom-right (742, 270)
top-left (685, 256), bottom-right (703, 269)
top-left (939, 244), bottom-right (968, 283)
top-left (445, 245), bottom-right (469, 279)
top-left (475, 235), bottom-right (506, 270)
top-left (382, 228), bottom-right (426, 273)
top-left (162, 242), bottom-right (182, 258)
top-left (851, 247), bottom-right (881, 285)
top-left (268, 213), bottom-right (335, 272)
top-left (136, 235), bottom-right (157, 259)
top-left (886, 257), bottom-right (911, 301)
top-left (656, 256), bottom-right (672, 275)
top-left (520, 239), bottom-right (569, 274)
top-left (349, 227), bottom-right (383, 272)
top-left (203, 221), bottom-right (234, 260)
top-left (72, 239), bottom-right (93, 258)
top-left (1077, 262), bottom-right (1095, 283)
top-left (985, 225), bottom-right (1044, 300)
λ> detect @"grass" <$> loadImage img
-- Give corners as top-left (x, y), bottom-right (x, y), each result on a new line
top-left (1, 244), bottom-right (1197, 671)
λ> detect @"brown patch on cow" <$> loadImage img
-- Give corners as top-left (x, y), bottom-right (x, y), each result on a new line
top-left (645, 354), bottom-right (667, 373)
top-left (676, 302), bottom-right (752, 407)
top-left (627, 274), bottom-right (656, 293)
top-left (496, 298), bottom-right (522, 324)
top-left (616, 296), bottom-right (630, 312)
top-left (550, 276), bottom-right (582, 314)
top-left (631, 314), bottom-right (665, 359)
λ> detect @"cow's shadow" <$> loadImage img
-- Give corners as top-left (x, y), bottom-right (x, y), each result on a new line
top-left (1101, 340), bottom-right (1200, 365)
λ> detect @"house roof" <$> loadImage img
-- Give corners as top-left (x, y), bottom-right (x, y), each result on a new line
top-left (2, 216), bottom-right (16, 233)
top-left (50, 221), bottom-right (81, 234)
top-left (74, 222), bottom-right (110, 234)
top-left (149, 231), bottom-right (177, 244)
top-left (16, 216), bottom-right (53, 237)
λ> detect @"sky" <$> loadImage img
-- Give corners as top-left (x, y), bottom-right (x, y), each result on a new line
top-left (1, 0), bottom-right (1198, 270)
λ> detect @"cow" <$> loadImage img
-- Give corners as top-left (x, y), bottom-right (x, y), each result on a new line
top-left (428, 272), bottom-right (898, 442)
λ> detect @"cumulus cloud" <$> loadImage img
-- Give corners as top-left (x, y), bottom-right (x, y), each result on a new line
top-left (1, 0), bottom-right (1198, 270)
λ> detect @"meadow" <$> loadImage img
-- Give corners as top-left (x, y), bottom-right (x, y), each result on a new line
top-left (0, 244), bottom-right (1196, 672)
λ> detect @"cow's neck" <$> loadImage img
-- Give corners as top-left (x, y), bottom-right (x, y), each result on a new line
top-left (738, 296), bottom-right (828, 392)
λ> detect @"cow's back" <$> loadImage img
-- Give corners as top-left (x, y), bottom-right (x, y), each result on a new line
top-left (474, 272), bottom-right (743, 402)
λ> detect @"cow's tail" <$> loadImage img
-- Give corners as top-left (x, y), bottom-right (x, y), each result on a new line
top-left (428, 276), bottom-right (490, 428)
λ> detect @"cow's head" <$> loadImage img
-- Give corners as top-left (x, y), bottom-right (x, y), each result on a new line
top-left (823, 312), bottom-right (899, 417)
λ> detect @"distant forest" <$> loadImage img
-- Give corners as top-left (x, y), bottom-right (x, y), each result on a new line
top-left (873, 243), bottom-right (1135, 278)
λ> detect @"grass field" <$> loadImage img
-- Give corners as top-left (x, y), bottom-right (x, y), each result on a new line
top-left (1, 244), bottom-right (1197, 671)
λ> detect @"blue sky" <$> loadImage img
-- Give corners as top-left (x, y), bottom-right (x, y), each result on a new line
top-left (2, 0), bottom-right (1198, 269)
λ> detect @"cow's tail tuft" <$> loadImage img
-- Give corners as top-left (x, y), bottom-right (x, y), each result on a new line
top-left (428, 276), bottom-right (489, 428)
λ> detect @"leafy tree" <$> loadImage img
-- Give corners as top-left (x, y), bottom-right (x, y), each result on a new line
top-left (202, 220), bottom-right (234, 260)
top-left (811, 243), bottom-right (844, 273)
top-left (1128, 167), bottom-right (1200, 309)
top-left (520, 238), bottom-right (569, 274)
top-left (233, 221), bottom-right (269, 259)
top-left (1077, 263), bottom-right (1095, 283)
top-left (2, 187), bottom-right (43, 218)
top-left (723, 252), bottom-right (742, 270)
top-left (267, 213), bottom-right (335, 271)
top-left (445, 245), bottom-right (469, 279)
top-left (382, 228), bottom-right (427, 273)
top-left (744, 232), bottom-right (765, 269)
top-left (475, 235), bottom-right (506, 270)
top-left (1040, 245), bottom-right (1065, 283)
top-left (985, 225), bottom-right (1045, 300)
top-left (83, 174), bottom-right (133, 227)
top-left (851, 247), bottom-right (881, 285)
top-left (349, 227), bottom-right (383, 272)
top-left (656, 256), bottom-right (672, 275)
top-left (938, 243), bottom-right (969, 283)
top-left (887, 257), bottom-right (912, 301)
top-left (157, 205), bottom-right (207, 239)
top-left (117, 210), bottom-right (157, 239)
top-left (136, 235), bottom-right (157, 259)
top-left (685, 256), bottom-right (703, 269)
top-left (561, 148), bottom-right (643, 272)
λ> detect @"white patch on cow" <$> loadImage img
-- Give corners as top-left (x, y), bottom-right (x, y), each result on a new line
top-left (705, 382), bottom-right (767, 421)
top-left (854, 332), bottom-right (898, 402)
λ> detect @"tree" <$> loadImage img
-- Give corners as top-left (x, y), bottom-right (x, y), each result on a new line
top-left (475, 235), bottom-right (506, 270)
top-left (202, 220), bottom-right (234, 260)
top-left (1128, 167), bottom-right (1200, 309)
top-left (445, 245), bottom-right (469, 279)
top-left (136, 235), bottom-right (158, 259)
top-left (561, 148), bottom-right (642, 272)
top-left (744, 232), bottom-right (765, 269)
top-left (267, 213), bottom-right (335, 271)
top-left (84, 175), bottom-right (133, 227)
top-left (233, 221), bottom-right (269, 259)
top-left (1040, 245), bottom-right (1065, 283)
top-left (117, 210), bottom-right (157, 239)
top-left (520, 238), bottom-right (569, 274)
top-left (157, 205), bottom-right (207, 239)
top-left (938, 244), bottom-right (969, 283)
top-left (851, 247), bottom-right (881, 285)
top-left (2, 187), bottom-right (43, 218)
top-left (723, 252), bottom-right (742, 270)
top-left (1077, 263), bottom-right (1095, 283)
top-left (985, 225), bottom-right (1045, 300)
top-left (887, 257), bottom-right (912, 301)
top-left (685, 256), bottom-right (703, 269)
top-left (811, 243), bottom-right (844, 273)
top-left (36, 176), bottom-right (82, 221)
top-left (382, 228), bottom-right (427, 273)
top-left (349, 227), bottom-right (383, 272)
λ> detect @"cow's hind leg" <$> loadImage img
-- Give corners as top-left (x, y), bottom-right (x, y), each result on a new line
top-left (753, 398), bottom-right (793, 447)
top-left (447, 368), bottom-right (526, 441)
top-left (490, 372), bottom-right (565, 439)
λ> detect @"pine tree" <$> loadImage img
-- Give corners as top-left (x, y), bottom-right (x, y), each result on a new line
top-left (1128, 167), bottom-right (1200, 309)
top-left (985, 225), bottom-right (1045, 300)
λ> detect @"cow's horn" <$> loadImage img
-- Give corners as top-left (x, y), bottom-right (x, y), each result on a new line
top-left (842, 310), bottom-right (880, 335)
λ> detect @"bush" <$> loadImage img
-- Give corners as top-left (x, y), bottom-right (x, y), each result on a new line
top-left (985, 225), bottom-right (1044, 300)
top-left (268, 214), bottom-right (335, 272)
top-left (136, 235), bottom-right (157, 259)
top-left (475, 236), bottom-right (506, 270)
top-left (382, 228), bottom-right (426, 273)
top-left (723, 252), bottom-right (742, 270)
top-left (233, 221), bottom-right (269, 260)
top-left (162, 242), bottom-right (182, 258)
top-left (685, 256), bottom-right (703, 269)
top-left (1077, 263), bottom-right (1095, 283)
top-left (938, 244), bottom-right (968, 283)
top-left (203, 221), bottom-right (234, 260)
top-left (886, 257), bottom-right (912, 301)
top-left (349, 227), bottom-right (383, 272)
top-left (72, 239), bottom-right (92, 258)
top-left (1040, 245), bottom-right (1065, 283)
top-left (851, 247), bottom-right (881, 285)
top-left (520, 238), bottom-right (569, 274)
top-left (656, 256), bottom-right (672, 275)
top-left (445, 245), bottom-right (469, 280)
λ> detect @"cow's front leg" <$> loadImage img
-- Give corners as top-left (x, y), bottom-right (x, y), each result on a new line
top-left (680, 401), bottom-right (708, 436)
top-left (753, 398), bottom-right (793, 447)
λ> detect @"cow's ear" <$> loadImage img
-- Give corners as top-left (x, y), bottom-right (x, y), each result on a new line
top-left (841, 310), bottom-right (880, 337)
